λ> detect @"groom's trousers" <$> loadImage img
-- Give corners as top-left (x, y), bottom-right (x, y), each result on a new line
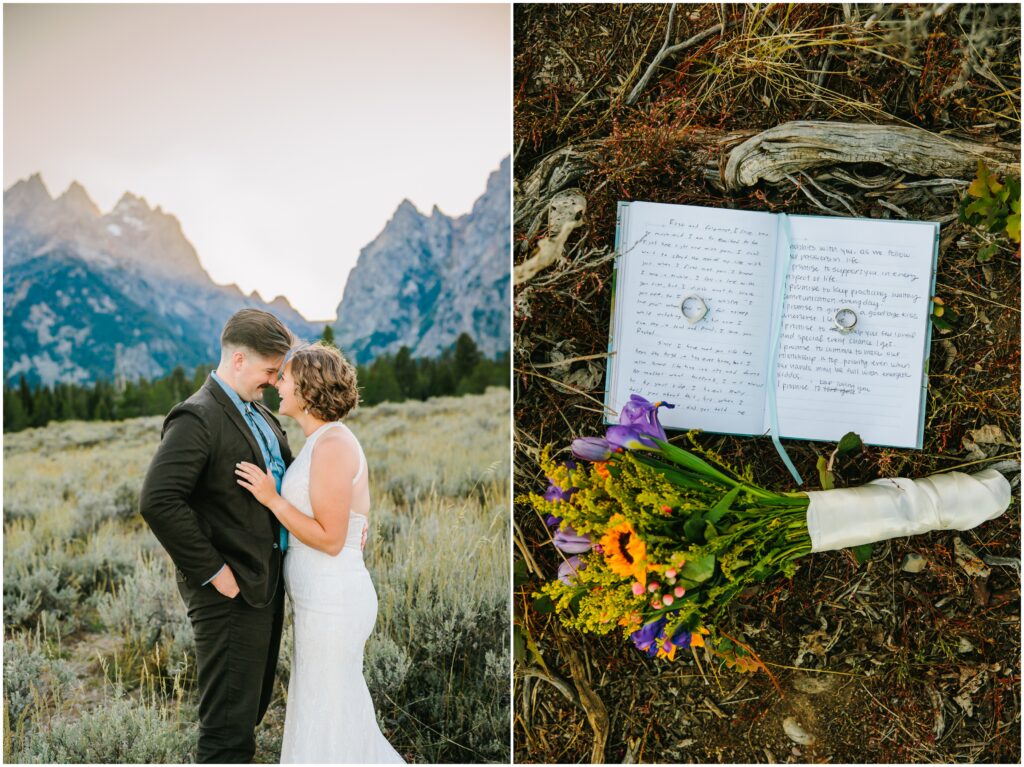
top-left (178, 572), bottom-right (285, 763)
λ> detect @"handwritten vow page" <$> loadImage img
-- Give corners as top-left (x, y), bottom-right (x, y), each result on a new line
top-left (768, 216), bottom-right (936, 447)
top-left (607, 201), bottom-right (937, 448)
top-left (609, 202), bottom-right (777, 435)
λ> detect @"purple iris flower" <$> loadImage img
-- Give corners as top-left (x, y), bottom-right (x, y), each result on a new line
top-left (605, 424), bottom-right (658, 451)
top-left (629, 616), bottom-right (667, 657)
top-left (552, 525), bottom-right (592, 554)
top-left (662, 624), bottom-right (693, 654)
top-left (543, 461), bottom-right (578, 522)
top-left (618, 394), bottom-right (675, 442)
top-left (557, 555), bottom-right (586, 585)
top-left (544, 481), bottom-right (575, 503)
top-left (571, 436), bottom-right (614, 462)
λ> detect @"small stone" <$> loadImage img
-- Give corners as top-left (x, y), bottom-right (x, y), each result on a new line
top-left (901, 553), bottom-right (927, 573)
top-left (958, 637), bottom-right (975, 654)
top-left (783, 717), bottom-right (816, 745)
top-left (966, 424), bottom-right (1010, 446)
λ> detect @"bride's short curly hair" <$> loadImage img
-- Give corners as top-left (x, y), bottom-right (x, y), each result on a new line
top-left (289, 342), bottom-right (359, 421)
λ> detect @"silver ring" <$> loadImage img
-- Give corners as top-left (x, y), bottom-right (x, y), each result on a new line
top-left (833, 308), bottom-right (857, 334)
top-left (681, 294), bottom-right (708, 325)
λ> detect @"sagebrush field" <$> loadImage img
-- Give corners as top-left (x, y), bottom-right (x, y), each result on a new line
top-left (3, 387), bottom-right (510, 763)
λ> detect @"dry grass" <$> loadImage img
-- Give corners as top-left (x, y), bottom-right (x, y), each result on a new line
top-left (4, 388), bottom-right (510, 763)
top-left (514, 3), bottom-right (1020, 763)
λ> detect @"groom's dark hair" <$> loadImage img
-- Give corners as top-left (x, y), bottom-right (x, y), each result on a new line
top-left (220, 309), bottom-right (294, 358)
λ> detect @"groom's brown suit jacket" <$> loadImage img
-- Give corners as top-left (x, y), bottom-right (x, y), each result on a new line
top-left (140, 376), bottom-right (294, 607)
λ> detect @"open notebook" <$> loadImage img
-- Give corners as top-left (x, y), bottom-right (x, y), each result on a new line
top-left (605, 201), bottom-right (939, 449)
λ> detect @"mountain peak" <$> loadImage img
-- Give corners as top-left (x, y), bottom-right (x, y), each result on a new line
top-left (333, 162), bottom-right (510, 364)
top-left (396, 198), bottom-right (420, 214)
top-left (114, 191), bottom-right (150, 213)
top-left (57, 181), bottom-right (101, 218)
top-left (4, 173), bottom-right (53, 208)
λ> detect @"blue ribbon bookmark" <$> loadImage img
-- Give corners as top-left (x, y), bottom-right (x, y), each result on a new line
top-left (766, 213), bottom-right (804, 486)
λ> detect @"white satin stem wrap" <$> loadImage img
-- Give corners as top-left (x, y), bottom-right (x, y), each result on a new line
top-left (805, 469), bottom-right (1012, 553)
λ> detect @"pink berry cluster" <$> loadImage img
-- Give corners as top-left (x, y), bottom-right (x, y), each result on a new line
top-left (631, 568), bottom-right (685, 609)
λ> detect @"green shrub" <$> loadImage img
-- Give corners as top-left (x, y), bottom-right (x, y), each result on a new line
top-left (11, 697), bottom-right (197, 764)
top-left (2, 636), bottom-right (77, 727)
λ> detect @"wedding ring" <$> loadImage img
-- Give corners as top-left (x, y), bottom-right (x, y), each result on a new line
top-left (833, 307), bottom-right (857, 334)
top-left (681, 294), bottom-right (708, 325)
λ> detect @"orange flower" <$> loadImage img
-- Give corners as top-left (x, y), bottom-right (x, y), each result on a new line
top-left (690, 627), bottom-right (710, 649)
top-left (600, 517), bottom-right (647, 584)
top-left (618, 611), bottom-right (643, 631)
top-left (594, 462), bottom-right (611, 479)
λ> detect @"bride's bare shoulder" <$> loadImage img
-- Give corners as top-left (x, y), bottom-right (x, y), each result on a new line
top-left (311, 425), bottom-right (361, 462)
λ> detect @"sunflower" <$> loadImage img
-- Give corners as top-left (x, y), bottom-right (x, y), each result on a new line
top-left (600, 517), bottom-right (648, 584)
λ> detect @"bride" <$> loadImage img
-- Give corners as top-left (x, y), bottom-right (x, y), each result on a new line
top-left (235, 341), bottom-right (404, 764)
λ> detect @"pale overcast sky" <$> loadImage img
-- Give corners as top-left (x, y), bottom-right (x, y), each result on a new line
top-left (4, 3), bottom-right (510, 320)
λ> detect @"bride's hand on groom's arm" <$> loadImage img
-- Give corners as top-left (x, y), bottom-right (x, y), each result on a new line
top-left (235, 462), bottom-right (280, 508)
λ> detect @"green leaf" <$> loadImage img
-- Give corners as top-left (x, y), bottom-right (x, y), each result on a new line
top-left (683, 513), bottom-right (706, 543)
top-left (513, 624), bottom-right (528, 663)
top-left (852, 543), bottom-right (873, 564)
top-left (1006, 210), bottom-right (1021, 243)
top-left (513, 558), bottom-right (529, 589)
top-left (633, 454), bottom-right (714, 491)
top-left (705, 484), bottom-right (743, 524)
top-left (652, 438), bottom-right (737, 487)
top-left (677, 553), bottom-right (716, 586)
top-left (965, 198), bottom-right (989, 218)
top-left (977, 243), bottom-right (999, 262)
top-left (704, 522), bottom-right (719, 540)
top-left (836, 431), bottom-right (863, 457)
top-left (967, 175), bottom-right (988, 199)
top-left (568, 591), bottom-right (585, 613)
top-left (533, 594), bottom-right (555, 613)
top-left (816, 455), bottom-right (834, 491)
top-left (931, 314), bottom-right (953, 332)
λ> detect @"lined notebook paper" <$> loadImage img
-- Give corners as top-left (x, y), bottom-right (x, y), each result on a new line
top-left (605, 201), bottom-right (938, 448)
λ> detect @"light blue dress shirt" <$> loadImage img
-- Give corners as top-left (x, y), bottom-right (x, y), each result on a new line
top-left (204, 371), bottom-right (288, 585)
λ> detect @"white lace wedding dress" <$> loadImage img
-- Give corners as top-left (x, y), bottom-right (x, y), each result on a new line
top-left (279, 422), bottom-right (404, 764)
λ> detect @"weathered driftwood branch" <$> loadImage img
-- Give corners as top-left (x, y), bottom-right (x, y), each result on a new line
top-left (512, 189), bottom-right (587, 287)
top-left (723, 121), bottom-right (1019, 191)
top-left (514, 147), bottom-right (594, 256)
top-left (514, 121), bottom-right (1017, 286)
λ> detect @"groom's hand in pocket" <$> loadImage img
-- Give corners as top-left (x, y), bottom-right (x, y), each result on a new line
top-left (210, 564), bottom-right (241, 598)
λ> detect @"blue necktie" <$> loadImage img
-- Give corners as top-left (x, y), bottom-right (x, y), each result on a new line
top-left (244, 404), bottom-right (288, 553)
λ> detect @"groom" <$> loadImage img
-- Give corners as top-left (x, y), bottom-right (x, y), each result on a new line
top-left (140, 308), bottom-right (294, 763)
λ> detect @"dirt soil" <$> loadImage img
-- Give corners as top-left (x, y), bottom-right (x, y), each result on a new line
top-left (513, 4), bottom-right (1020, 763)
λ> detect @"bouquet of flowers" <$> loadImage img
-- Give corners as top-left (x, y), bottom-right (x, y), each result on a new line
top-left (525, 395), bottom-right (1014, 666)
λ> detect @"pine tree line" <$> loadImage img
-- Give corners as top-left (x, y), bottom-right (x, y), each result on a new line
top-left (354, 332), bottom-right (508, 406)
top-left (3, 332), bottom-right (507, 433)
